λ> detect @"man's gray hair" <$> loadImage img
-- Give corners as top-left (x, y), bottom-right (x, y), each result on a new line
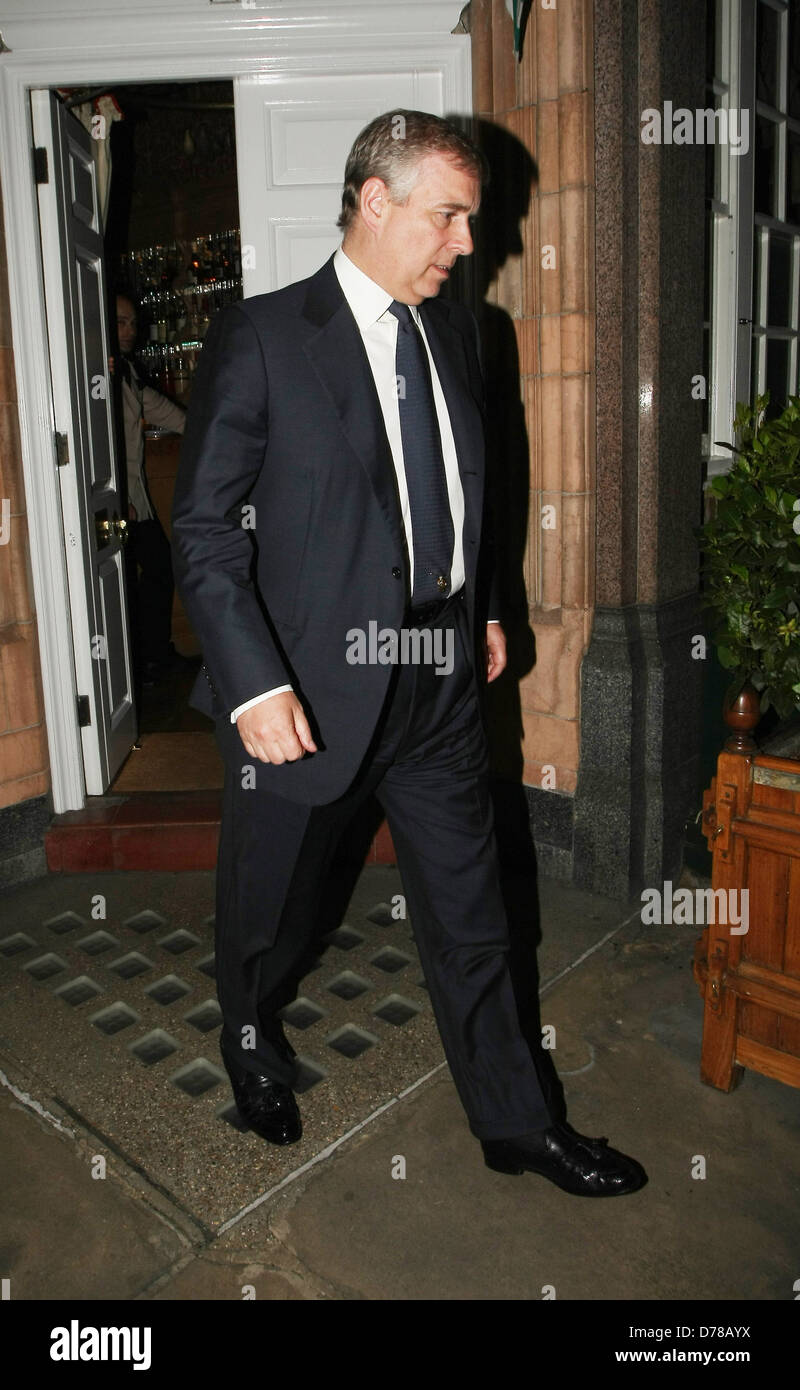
top-left (337, 109), bottom-right (487, 233)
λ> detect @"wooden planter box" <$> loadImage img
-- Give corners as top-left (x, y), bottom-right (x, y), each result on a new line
top-left (694, 744), bottom-right (800, 1091)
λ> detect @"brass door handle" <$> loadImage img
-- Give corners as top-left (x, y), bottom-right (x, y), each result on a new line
top-left (95, 512), bottom-right (129, 547)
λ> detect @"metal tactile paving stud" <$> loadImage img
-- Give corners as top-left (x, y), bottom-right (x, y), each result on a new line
top-left (42, 911), bottom-right (86, 935)
top-left (89, 1002), bottom-right (140, 1036)
top-left (123, 910), bottom-right (167, 934)
top-left (369, 946), bottom-right (412, 975)
top-left (169, 1059), bottom-right (225, 1098)
top-left (183, 1000), bottom-right (223, 1033)
top-left (76, 931), bottom-right (120, 957)
top-left (325, 971), bottom-right (371, 1000)
top-left (53, 976), bottom-right (103, 1007)
top-left (365, 902), bottom-right (395, 926)
top-left (23, 953), bottom-right (68, 981)
top-left (0, 933), bottom-right (36, 957)
top-left (108, 952), bottom-right (154, 980)
top-left (321, 925), bottom-right (365, 952)
top-left (371, 995), bottom-right (422, 1027)
top-left (145, 975), bottom-right (192, 1006)
top-left (195, 955), bottom-right (216, 979)
top-left (293, 1055), bottom-right (328, 1093)
top-left (218, 1102), bottom-right (250, 1131)
top-left (128, 1030), bottom-right (179, 1065)
top-left (157, 930), bottom-right (201, 955)
top-left (279, 997), bottom-right (327, 1030)
top-left (325, 1025), bottom-right (379, 1059)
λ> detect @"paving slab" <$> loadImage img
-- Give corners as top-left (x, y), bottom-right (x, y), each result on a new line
top-left (213, 912), bottom-right (799, 1301)
top-left (0, 1082), bottom-right (190, 1301)
top-left (1, 865), bottom-right (797, 1303)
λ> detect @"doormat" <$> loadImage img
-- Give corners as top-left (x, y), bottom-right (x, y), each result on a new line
top-left (112, 733), bottom-right (224, 792)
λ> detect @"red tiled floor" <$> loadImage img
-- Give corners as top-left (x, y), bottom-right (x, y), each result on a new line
top-left (113, 824), bottom-right (220, 871)
top-left (45, 791), bottom-right (396, 872)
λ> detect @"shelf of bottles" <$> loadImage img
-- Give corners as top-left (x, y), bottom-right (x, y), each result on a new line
top-left (117, 230), bottom-right (242, 402)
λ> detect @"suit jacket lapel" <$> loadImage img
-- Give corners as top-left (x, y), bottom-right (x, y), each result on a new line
top-left (301, 257), bottom-right (485, 569)
top-left (302, 259), bottom-right (406, 563)
top-left (419, 302), bottom-right (485, 546)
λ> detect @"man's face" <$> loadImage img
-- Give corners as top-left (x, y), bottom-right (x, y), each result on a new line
top-left (116, 298), bottom-right (137, 354)
top-left (370, 152), bottom-right (480, 304)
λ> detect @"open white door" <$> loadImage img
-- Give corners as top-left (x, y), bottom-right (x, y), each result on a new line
top-left (31, 89), bottom-right (136, 795)
top-left (233, 70), bottom-right (457, 296)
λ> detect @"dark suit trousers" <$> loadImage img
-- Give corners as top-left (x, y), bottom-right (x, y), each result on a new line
top-left (214, 594), bottom-right (555, 1140)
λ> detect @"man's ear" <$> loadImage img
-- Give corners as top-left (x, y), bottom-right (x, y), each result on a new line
top-left (359, 176), bottom-right (389, 232)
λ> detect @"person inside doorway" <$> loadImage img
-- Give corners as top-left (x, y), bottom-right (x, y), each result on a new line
top-left (115, 290), bottom-right (193, 686)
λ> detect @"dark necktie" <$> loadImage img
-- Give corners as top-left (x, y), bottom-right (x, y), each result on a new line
top-left (388, 301), bottom-right (454, 604)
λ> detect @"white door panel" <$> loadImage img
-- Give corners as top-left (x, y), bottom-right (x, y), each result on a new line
top-left (234, 68), bottom-right (453, 296)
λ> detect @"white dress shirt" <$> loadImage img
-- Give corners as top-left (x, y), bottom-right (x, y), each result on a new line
top-left (122, 359), bottom-right (186, 521)
top-left (231, 245), bottom-right (473, 723)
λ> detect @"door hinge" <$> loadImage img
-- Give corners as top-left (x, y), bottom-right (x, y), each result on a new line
top-left (77, 695), bottom-right (91, 727)
top-left (55, 432), bottom-right (69, 467)
top-left (33, 146), bottom-right (48, 184)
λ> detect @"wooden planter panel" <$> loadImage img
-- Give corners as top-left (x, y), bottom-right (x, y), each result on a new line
top-left (695, 748), bottom-right (800, 1092)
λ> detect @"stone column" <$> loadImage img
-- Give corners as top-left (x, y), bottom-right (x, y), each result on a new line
top-left (471, 0), bottom-right (706, 896)
top-left (572, 0), bottom-right (707, 896)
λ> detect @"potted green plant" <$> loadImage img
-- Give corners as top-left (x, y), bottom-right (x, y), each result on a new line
top-left (698, 392), bottom-right (800, 748)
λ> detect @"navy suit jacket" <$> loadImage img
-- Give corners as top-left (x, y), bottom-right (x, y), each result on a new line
top-left (171, 253), bottom-right (494, 805)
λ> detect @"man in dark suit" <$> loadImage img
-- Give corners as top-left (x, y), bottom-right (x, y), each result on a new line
top-left (172, 110), bottom-right (646, 1197)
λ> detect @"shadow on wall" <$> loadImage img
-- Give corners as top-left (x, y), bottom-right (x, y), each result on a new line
top-left (472, 117), bottom-right (539, 785)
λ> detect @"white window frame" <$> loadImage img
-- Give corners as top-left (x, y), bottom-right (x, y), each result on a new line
top-left (706, 0), bottom-right (800, 476)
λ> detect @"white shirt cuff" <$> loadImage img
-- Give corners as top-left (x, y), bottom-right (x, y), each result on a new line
top-left (230, 686), bottom-right (293, 722)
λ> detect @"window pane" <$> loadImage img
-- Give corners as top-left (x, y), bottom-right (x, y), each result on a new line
top-left (754, 115), bottom-right (778, 215)
top-left (788, 127), bottom-right (800, 223)
top-left (705, 117), bottom-right (718, 204)
top-left (789, 3), bottom-right (800, 120)
top-left (706, 0), bottom-right (717, 84)
top-left (751, 334), bottom-right (762, 407)
top-left (755, 230), bottom-right (766, 326)
top-left (702, 325), bottom-right (710, 437)
top-left (757, 0), bottom-right (780, 107)
top-left (767, 232), bottom-right (793, 325)
top-left (765, 336), bottom-right (790, 412)
top-left (704, 213), bottom-right (713, 322)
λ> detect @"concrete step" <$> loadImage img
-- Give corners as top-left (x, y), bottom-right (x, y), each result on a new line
top-left (44, 791), bottom-right (396, 872)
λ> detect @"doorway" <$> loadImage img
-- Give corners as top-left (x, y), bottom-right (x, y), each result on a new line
top-left (104, 78), bottom-right (241, 794)
top-left (37, 79), bottom-right (243, 795)
top-left (0, 6), bottom-right (471, 815)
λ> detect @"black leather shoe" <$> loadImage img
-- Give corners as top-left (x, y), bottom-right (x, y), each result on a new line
top-left (482, 1122), bottom-right (647, 1197)
top-left (220, 1037), bottom-right (302, 1146)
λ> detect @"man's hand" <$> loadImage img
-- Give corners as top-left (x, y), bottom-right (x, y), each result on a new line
top-left (236, 691), bottom-right (318, 764)
top-left (485, 623), bottom-right (507, 683)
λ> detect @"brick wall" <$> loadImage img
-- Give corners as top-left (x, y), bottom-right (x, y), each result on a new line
top-left (472, 0), bottom-right (595, 798)
top-left (0, 179), bottom-right (50, 816)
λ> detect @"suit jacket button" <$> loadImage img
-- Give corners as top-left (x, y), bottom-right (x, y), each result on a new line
top-left (392, 567), bottom-right (401, 579)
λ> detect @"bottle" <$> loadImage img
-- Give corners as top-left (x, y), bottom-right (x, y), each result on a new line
top-left (173, 353), bottom-right (189, 402)
top-left (156, 293), bottom-right (167, 344)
